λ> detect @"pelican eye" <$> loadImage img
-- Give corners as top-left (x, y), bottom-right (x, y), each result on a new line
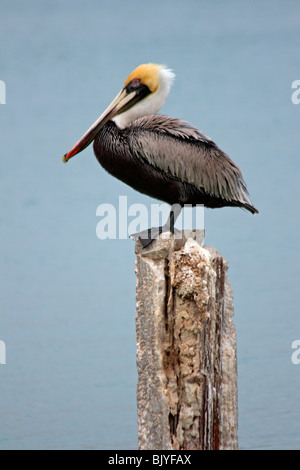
top-left (131, 79), bottom-right (141, 88)
top-left (124, 78), bottom-right (151, 101)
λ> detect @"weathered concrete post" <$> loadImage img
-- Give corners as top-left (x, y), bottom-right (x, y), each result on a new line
top-left (135, 231), bottom-right (238, 450)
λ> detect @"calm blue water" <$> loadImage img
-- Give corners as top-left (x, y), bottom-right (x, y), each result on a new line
top-left (1, 0), bottom-right (300, 450)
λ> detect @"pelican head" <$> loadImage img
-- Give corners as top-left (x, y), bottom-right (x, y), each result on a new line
top-left (63, 63), bottom-right (175, 162)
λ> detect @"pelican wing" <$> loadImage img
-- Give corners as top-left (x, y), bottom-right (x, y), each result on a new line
top-left (128, 114), bottom-right (254, 208)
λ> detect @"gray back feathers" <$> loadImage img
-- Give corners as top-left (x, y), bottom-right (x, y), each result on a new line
top-left (128, 114), bottom-right (255, 209)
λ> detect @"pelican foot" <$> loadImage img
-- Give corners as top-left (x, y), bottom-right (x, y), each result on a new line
top-left (130, 226), bottom-right (163, 248)
top-left (130, 226), bottom-right (181, 248)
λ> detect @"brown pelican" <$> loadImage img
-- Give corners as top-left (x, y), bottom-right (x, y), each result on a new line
top-left (63, 63), bottom-right (258, 246)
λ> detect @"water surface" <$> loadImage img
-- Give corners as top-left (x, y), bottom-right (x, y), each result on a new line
top-left (0, 0), bottom-right (299, 450)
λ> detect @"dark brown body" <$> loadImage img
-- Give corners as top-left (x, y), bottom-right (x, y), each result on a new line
top-left (93, 115), bottom-right (258, 213)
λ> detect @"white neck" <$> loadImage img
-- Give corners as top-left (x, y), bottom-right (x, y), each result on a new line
top-left (112, 67), bottom-right (175, 129)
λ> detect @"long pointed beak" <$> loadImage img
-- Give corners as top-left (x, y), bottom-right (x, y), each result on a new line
top-left (62, 88), bottom-right (137, 163)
